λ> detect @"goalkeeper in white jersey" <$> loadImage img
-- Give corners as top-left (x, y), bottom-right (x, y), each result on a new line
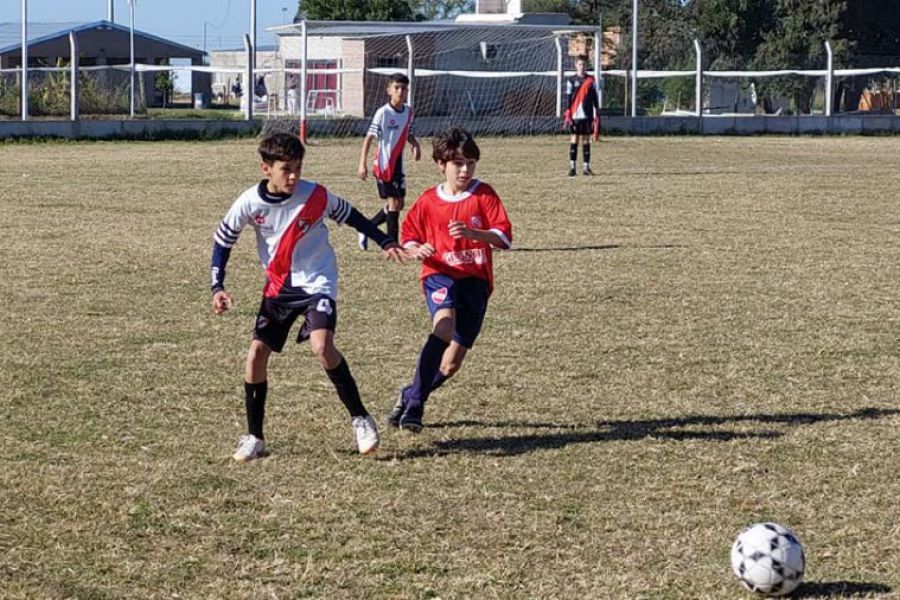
top-left (211, 133), bottom-right (406, 462)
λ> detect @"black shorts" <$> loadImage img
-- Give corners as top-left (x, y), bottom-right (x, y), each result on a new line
top-left (569, 119), bottom-right (593, 136)
top-left (376, 157), bottom-right (406, 200)
top-left (252, 293), bottom-right (337, 352)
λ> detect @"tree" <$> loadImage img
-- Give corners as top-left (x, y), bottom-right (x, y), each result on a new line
top-left (297, 0), bottom-right (415, 21)
top-left (752, 0), bottom-right (847, 113)
top-left (416, 0), bottom-right (474, 20)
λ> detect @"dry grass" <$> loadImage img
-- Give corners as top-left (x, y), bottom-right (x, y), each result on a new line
top-left (1, 134), bottom-right (899, 599)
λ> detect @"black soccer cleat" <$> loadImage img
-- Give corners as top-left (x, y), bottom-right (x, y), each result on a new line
top-left (398, 403), bottom-right (424, 433)
top-left (386, 388), bottom-right (408, 428)
top-left (567, 167), bottom-right (576, 177)
top-left (583, 166), bottom-right (594, 176)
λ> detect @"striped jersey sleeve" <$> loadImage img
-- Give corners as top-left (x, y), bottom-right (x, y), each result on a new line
top-left (325, 190), bottom-right (353, 224)
top-left (210, 193), bottom-right (252, 291)
top-left (367, 106), bottom-right (385, 138)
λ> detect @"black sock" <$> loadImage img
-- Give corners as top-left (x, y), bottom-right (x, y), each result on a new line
top-left (370, 208), bottom-right (387, 227)
top-left (568, 143), bottom-right (577, 167)
top-left (325, 358), bottom-right (367, 418)
top-left (583, 144), bottom-right (591, 166)
top-left (244, 381), bottom-right (267, 440)
top-left (408, 334), bottom-right (450, 407)
top-left (386, 211), bottom-right (400, 241)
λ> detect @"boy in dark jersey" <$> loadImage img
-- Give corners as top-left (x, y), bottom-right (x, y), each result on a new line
top-left (564, 55), bottom-right (601, 176)
top-left (387, 127), bottom-right (513, 432)
top-left (357, 73), bottom-right (422, 250)
top-left (210, 133), bottom-right (406, 461)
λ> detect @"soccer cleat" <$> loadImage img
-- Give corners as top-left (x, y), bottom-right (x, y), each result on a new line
top-left (567, 167), bottom-right (577, 177)
top-left (232, 434), bottom-right (266, 463)
top-left (357, 232), bottom-right (368, 251)
top-left (583, 166), bottom-right (594, 176)
top-left (399, 403), bottom-right (424, 433)
top-left (386, 388), bottom-right (408, 428)
top-left (352, 415), bottom-right (380, 455)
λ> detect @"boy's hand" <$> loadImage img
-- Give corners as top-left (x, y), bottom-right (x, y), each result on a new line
top-left (448, 220), bottom-right (470, 239)
top-left (357, 162), bottom-right (368, 180)
top-left (381, 242), bottom-right (408, 264)
top-left (212, 290), bottom-right (233, 315)
top-left (406, 243), bottom-right (435, 260)
top-left (564, 109), bottom-right (573, 127)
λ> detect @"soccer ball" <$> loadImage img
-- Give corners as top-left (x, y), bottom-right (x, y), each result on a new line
top-left (730, 522), bottom-right (805, 596)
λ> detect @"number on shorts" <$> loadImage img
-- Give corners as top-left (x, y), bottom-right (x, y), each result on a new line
top-left (316, 298), bottom-right (333, 315)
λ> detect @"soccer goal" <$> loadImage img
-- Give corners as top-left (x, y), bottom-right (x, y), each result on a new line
top-left (259, 19), bottom-right (604, 140)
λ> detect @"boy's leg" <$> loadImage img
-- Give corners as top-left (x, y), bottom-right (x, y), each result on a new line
top-left (582, 135), bottom-right (593, 175)
top-left (311, 331), bottom-right (380, 454)
top-left (399, 309), bottom-right (453, 432)
top-left (386, 196), bottom-right (404, 241)
top-left (568, 133), bottom-right (578, 176)
top-left (244, 339), bottom-right (271, 440)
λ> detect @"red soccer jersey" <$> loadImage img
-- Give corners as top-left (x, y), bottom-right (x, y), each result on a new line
top-left (401, 179), bottom-right (513, 293)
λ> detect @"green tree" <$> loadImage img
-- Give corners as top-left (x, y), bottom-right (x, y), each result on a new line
top-left (297, 0), bottom-right (415, 21)
top-left (752, 0), bottom-right (847, 113)
top-left (416, 0), bottom-right (475, 20)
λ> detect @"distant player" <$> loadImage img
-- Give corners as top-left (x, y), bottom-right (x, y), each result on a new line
top-left (387, 127), bottom-right (513, 432)
top-left (357, 73), bottom-right (422, 250)
top-left (564, 54), bottom-right (601, 177)
top-left (210, 133), bottom-right (406, 462)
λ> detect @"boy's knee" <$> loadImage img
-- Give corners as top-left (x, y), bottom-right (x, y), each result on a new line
top-left (310, 338), bottom-right (339, 368)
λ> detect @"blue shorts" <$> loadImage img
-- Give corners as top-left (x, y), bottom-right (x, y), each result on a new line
top-left (422, 274), bottom-right (489, 349)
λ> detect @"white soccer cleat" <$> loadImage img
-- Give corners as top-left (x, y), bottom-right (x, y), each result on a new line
top-left (232, 434), bottom-right (266, 463)
top-left (357, 232), bottom-right (369, 250)
top-left (352, 415), bottom-right (380, 455)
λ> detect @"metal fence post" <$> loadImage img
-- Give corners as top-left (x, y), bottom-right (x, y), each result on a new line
top-left (70, 31), bottom-right (79, 121)
top-left (21, 0), bottom-right (28, 121)
top-left (825, 41), bottom-right (834, 117)
top-left (694, 39), bottom-right (702, 117)
top-left (555, 35), bottom-right (563, 118)
top-left (406, 35), bottom-right (415, 109)
top-left (244, 33), bottom-right (253, 121)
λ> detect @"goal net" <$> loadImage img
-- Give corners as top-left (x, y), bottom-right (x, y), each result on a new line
top-left (259, 19), bottom-right (602, 140)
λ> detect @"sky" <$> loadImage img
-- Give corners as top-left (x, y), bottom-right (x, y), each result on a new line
top-left (0, 0), bottom-right (295, 53)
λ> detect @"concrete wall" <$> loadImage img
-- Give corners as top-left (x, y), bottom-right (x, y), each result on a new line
top-left (2, 115), bottom-right (900, 140)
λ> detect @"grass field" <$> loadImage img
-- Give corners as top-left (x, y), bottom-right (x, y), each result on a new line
top-left (1, 134), bottom-right (899, 599)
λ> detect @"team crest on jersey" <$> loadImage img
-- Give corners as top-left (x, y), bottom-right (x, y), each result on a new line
top-left (470, 215), bottom-right (483, 229)
top-left (253, 211), bottom-right (268, 225)
top-left (388, 118), bottom-right (397, 128)
top-left (431, 287), bottom-right (448, 304)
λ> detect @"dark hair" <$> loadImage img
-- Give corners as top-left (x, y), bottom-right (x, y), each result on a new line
top-left (432, 127), bottom-right (480, 163)
top-left (388, 72), bottom-right (410, 86)
top-left (575, 54), bottom-right (590, 64)
top-left (258, 133), bottom-right (305, 164)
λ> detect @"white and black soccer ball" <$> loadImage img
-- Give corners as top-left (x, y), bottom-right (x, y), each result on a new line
top-left (730, 522), bottom-right (805, 596)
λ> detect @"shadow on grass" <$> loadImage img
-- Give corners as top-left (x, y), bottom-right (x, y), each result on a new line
top-left (390, 407), bottom-right (899, 460)
top-left (509, 244), bottom-right (683, 253)
top-left (792, 580), bottom-right (892, 598)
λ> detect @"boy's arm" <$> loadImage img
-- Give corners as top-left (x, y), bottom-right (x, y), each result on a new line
top-left (358, 133), bottom-right (376, 180)
top-left (326, 191), bottom-right (406, 262)
top-left (447, 224), bottom-right (510, 249)
top-left (210, 199), bottom-right (249, 314)
top-left (408, 132), bottom-right (421, 161)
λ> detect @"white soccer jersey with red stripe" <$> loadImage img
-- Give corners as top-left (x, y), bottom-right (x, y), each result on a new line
top-left (368, 103), bottom-right (413, 182)
top-left (213, 180), bottom-right (352, 298)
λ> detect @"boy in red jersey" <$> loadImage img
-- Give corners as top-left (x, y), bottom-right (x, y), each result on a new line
top-left (387, 127), bottom-right (513, 432)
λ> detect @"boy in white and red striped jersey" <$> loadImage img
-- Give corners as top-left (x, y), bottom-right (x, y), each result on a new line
top-left (387, 127), bottom-right (513, 432)
top-left (210, 133), bottom-right (406, 462)
top-left (357, 73), bottom-right (421, 249)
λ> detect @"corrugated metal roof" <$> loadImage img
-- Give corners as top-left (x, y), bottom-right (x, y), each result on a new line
top-left (0, 20), bottom-right (204, 57)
